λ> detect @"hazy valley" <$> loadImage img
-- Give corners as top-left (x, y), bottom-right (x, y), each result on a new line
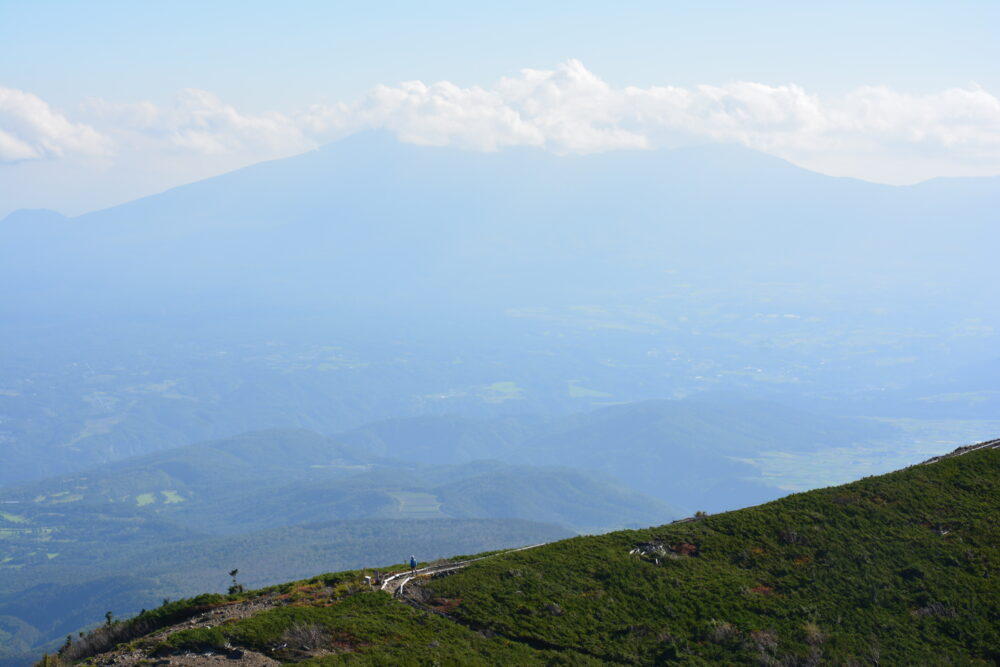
top-left (1, 135), bottom-right (997, 664)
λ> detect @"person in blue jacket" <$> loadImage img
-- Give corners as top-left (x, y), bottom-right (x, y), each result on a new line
top-left (409, 555), bottom-right (417, 573)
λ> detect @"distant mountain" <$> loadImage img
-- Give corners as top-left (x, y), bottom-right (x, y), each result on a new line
top-left (1, 133), bottom-right (997, 486)
top-left (0, 208), bottom-right (68, 227)
top-left (0, 428), bottom-right (674, 535)
top-left (2, 131), bottom-right (996, 315)
top-left (338, 414), bottom-right (543, 464)
top-left (339, 394), bottom-right (897, 512)
top-left (51, 441), bottom-right (1000, 666)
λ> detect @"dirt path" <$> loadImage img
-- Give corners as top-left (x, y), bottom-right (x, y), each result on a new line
top-left (380, 542), bottom-right (546, 598)
top-left (919, 438), bottom-right (1000, 466)
top-left (86, 595), bottom-right (289, 667)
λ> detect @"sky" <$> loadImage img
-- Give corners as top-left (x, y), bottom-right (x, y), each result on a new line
top-left (1, 0), bottom-right (999, 218)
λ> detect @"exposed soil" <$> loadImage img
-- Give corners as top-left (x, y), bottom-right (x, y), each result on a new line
top-left (84, 595), bottom-right (287, 667)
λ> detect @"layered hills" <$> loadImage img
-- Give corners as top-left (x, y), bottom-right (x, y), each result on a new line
top-left (0, 395), bottom-right (902, 663)
top-left (0, 428), bottom-right (673, 664)
top-left (339, 394), bottom-right (894, 511)
top-left (47, 440), bottom-right (999, 665)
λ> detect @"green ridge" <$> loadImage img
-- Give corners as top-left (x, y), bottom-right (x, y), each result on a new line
top-left (53, 445), bottom-right (1000, 665)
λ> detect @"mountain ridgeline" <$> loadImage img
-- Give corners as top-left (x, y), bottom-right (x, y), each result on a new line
top-left (1, 134), bottom-right (998, 496)
top-left (0, 426), bottom-right (676, 665)
top-left (2, 132), bottom-right (997, 316)
top-left (0, 395), bottom-right (900, 664)
top-left (47, 442), bottom-right (1000, 665)
top-left (337, 396), bottom-right (896, 511)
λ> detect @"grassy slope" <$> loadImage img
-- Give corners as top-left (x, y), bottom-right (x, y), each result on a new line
top-left (60, 445), bottom-right (998, 666)
top-left (1, 428), bottom-right (672, 662)
top-left (166, 594), bottom-right (601, 666)
top-left (1, 519), bottom-right (571, 665)
top-left (426, 445), bottom-right (1000, 664)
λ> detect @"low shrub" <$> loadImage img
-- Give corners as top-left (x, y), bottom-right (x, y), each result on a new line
top-left (153, 627), bottom-right (227, 654)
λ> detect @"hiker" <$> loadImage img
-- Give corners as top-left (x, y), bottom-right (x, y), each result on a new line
top-left (410, 555), bottom-right (417, 573)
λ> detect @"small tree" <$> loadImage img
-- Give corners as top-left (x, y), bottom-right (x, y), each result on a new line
top-left (104, 611), bottom-right (114, 626)
top-left (228, 568), bottom-right (244, 595)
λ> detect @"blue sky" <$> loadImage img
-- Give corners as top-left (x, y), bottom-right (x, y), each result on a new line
top-left (5, 1), bottom-right (998, 107)
top-left (2, 1), bottom-right (999, 216)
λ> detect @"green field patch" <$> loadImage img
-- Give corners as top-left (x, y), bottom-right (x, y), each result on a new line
top-left (161, 490), bottom-right (185, 504)
top-left (0, 512), bottom-right (27, 524)
top-left (567, 380), bottom-right (612, 398)
top-left (46, 553), bottom-right (59, 559)
top-left (135, 493), bottom-right (156, 507)
top-left (32, 495), bottom-right (45, 503)
top-left (387, 492), bottom-right (444, 518)
top-left (917, 390), bottom-right (1000, 405)
top-left (50, 494), bottom-right (83, 504)
top-left (479, 381), bottom-right (525, 403)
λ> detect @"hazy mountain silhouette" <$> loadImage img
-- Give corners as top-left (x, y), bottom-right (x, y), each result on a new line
top-left (3, 131), bottom-right (996, 318)
top-left (1, 133), bottom-right (996, 487)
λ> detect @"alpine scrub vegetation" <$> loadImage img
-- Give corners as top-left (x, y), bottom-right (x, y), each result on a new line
top-left (426, 443), bottom-right (1000, 664)
top-left (47, 443), bottom-right (999, 665)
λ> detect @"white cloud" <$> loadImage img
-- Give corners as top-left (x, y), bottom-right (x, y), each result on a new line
top-left (165, 89), bottom-right (310, 155)
top-left (0, 87), bottom-right (110, 162)
top-left (79, 89), bottom-right (312, 157)
top-left (352, 80), bottom-right (544, 151)
top-left (4, 61), bottom-right (1000, 186)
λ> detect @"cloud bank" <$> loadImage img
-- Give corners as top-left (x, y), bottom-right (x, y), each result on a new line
top-left (0, 88), bottom-right (111, 162)
top-left (3, 60), bottom-right (1000, 187)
